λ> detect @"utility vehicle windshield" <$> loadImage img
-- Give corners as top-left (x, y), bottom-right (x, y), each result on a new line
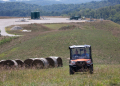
top-left (70, 47), bottom-right (90, 59)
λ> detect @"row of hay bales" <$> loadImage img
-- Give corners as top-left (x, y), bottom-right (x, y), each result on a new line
top-left (0, 56), bottom-right (63, 69)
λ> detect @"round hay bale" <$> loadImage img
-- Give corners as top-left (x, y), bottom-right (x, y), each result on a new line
top-left (0, 60), bottom-right (5, 67)
top-left (3, 60), bottom-right (18, 68)
top-left (40, 58), bottom-right (49, 68)
top-left (49, 56), bottom-right (63, 67)
top-left (45, 57), bottom-right (55, 67)
top-left (15, 59), bottom-right (24, 67)
top-left (32, 58), bottom-right (49, 69)
top-left (46, 56), bottom-right (58, 67)
top-left (12, 60), bottom-right (18, 66)
top-left (24, 58), bottom-right (35, 68)
top-left (57, 57), bottom-right (63, 67)
top-left (32, 58), bottom-right (44, 69)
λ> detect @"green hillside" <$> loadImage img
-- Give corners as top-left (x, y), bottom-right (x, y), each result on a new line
top-left (0, 20), bottom-right (120, 85)
top-left (1, 20), bottom-right (120, 64)
top-left (72, 4), bottom-right (120, 24)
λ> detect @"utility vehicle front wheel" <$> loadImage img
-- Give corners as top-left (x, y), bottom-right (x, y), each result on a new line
top-left (89, 65), bottom-right (93, 74)
top-left (69, 66), bottom-right (74, 75)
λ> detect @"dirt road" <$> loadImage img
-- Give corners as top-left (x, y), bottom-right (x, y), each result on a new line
top-left (0, 18), bottom-right (86, 36)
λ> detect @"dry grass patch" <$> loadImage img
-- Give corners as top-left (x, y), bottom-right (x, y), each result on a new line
top-left (59, 25), bottom-right (78, 30)
top-left (0, 65), bottom-right (120, 86)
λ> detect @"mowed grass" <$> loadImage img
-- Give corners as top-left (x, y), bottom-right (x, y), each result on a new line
top-left (44, 23), bottom-right (69, 29)
top-left (1, 27), bottom-right (120, 64)
top-left (0, 20), bottom-right (120, 85)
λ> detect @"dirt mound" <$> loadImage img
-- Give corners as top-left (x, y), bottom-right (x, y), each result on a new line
top-left (59, 25), bottom-right (77, 30)
top-left (11, 26), bottom-right (23, 30)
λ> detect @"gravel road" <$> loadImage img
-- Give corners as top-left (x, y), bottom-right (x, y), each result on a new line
top-left (0, 18), bottom-right (86, 36)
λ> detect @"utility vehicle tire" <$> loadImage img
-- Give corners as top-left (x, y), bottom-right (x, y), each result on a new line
top-left (89, 65), bottom-right (93, 74)
top-left (69, 66), bottom-right (74, 75)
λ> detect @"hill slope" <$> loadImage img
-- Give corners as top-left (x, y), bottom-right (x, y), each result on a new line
top-left (0, 20), bottom-right (120, 86)
top-left (1, 20), bottom-right (120, 65)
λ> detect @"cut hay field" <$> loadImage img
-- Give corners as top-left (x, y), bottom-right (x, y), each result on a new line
top-left (0, 65), bottom-right (120, 86)
top-left (0, 20), bottom-right (120, 86)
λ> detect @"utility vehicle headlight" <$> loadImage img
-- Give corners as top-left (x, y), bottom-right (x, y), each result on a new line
top-left (71, 61), bottom-right (76, 65)
top-left (86, 60), bottom-right (91, 64)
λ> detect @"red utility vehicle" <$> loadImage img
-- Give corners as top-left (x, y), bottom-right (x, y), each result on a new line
top-left (69, 45), bottom-right (93, 74)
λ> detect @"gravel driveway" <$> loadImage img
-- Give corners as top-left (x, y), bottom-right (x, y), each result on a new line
top-left (0, 18), bottom-right (86, 36)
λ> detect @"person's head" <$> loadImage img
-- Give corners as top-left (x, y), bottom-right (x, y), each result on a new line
top-left (75, 49), bottom-right (78, 54)
top-left (84, 49), bottom-right (86, 54)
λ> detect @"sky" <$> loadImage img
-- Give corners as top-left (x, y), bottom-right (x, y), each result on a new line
top-left (0, 0), bottom-right (9, 1)
top-left (0, 0), bottom-right (29, 1)
top-left (0, 0), bottom-right (102, 1)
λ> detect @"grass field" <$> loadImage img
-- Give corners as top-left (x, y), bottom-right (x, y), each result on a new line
top-left (0, 65), bottom-right (120, 86)
top-left (0, 20), bottom-right (120, 86)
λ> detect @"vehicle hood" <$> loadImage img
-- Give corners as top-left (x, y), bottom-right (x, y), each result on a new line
top-left (71, 59), bottom-right (91, 62)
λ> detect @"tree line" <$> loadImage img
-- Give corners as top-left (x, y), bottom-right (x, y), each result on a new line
top-left (0, 0), bottom-right (120, 23)
top-left (70, 4), bottom-right (120, 24)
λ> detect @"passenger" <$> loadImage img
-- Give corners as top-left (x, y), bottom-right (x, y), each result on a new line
top-left (73, 49), bottom-right (80, 59)
top-left (82, 49), bottom-right (89, 58)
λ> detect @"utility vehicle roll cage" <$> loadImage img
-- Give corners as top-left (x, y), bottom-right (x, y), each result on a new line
top-left (69, 45), bottom-right (93, 61)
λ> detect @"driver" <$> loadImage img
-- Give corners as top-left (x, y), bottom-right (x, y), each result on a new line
top-left (73, 49), bottom-right (80, 59)
top-left (82, 49), bottom-right (89, 58)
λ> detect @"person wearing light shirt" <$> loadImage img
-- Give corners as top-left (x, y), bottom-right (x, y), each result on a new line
top-left (82, 49), bottom-right (89, 58)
